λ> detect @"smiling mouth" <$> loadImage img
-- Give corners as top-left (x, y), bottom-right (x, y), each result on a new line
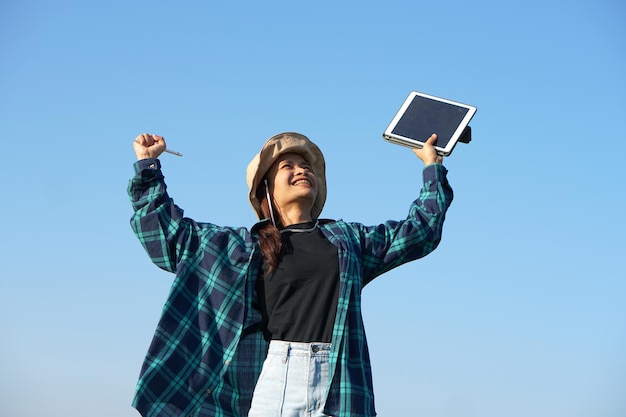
top-left (293, 179), bottom-right (312, 186)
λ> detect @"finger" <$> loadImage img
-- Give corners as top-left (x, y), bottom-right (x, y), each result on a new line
top-left (144, 133), bottom-right (156, 146)
top-left (152, 134), bottom-right (165, 145)
top-left (425, 133), bottom-right (437, 145)
top-left (134, 134), bottom-right (145, 146)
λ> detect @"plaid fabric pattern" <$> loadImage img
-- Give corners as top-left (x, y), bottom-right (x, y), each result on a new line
top-left (128, 158), bottom-right (452, 417)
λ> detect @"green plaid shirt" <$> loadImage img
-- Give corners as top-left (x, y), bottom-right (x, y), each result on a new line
top-left (128, 158), bottom-right (453, 417)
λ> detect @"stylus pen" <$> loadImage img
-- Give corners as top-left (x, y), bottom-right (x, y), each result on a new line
top-left (133, 140), bottom-right (183, 157)
top-left (163, 149), bottom-right (183, 157)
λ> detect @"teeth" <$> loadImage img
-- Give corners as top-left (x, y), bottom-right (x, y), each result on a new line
top-left (293, 180), bottom-right (311, 186)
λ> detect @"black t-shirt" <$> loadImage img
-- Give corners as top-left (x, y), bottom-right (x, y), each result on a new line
top-left (256, 221), bottom-right (340, 343)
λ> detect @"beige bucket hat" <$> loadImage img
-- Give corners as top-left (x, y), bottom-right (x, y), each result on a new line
top-left (246, 132), bottom-right (327, 220)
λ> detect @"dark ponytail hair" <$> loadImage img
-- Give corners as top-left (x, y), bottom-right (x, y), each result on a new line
top-left (255, 182), bottom-right (283, 275)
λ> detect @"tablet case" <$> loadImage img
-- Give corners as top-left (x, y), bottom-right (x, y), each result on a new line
top-left (383, 91), bottom-right (476, 156)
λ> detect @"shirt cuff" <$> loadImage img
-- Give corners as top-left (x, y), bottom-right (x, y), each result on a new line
top-left (422, 163), bottom-right (447, 184)
top-left (133, 158), bottom-right (161, 175)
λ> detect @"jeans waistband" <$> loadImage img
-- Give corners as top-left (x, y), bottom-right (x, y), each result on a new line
top-left (268, 340), bottom-right (331, 356)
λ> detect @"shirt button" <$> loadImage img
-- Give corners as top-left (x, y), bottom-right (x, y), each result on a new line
top-left (224, 360), bottom-right (231, 365)
top-left (206, 388), bottom-right (212, 394)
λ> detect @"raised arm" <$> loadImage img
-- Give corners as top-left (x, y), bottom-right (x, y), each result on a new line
top-left (358, 134), bottom-right (453, 283)
top-left (128, 133), bottom-right (196, 273)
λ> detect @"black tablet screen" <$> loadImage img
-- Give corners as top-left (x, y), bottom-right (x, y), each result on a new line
top-left (391, 95), bottom-right (470, 148)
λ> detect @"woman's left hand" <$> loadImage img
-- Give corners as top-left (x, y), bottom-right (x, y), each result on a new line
top-left (412, 134), bottom-right (443, 166)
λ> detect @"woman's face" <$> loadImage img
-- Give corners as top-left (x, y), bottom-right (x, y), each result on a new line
top-left (267, 152), bottom-right (318, 214)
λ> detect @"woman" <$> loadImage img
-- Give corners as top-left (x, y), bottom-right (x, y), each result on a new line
top-left (129, 131), bottom-right (453, 417)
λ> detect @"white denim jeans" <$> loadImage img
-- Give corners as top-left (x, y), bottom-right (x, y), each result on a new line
top-left (248, 341), bottom-right (332, 417)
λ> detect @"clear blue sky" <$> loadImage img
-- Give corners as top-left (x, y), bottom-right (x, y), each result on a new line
top-left (1, 1), bottom-right (625, 416)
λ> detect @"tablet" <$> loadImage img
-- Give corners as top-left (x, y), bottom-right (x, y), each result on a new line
top-left (383, 91), bottom-right (477, 156)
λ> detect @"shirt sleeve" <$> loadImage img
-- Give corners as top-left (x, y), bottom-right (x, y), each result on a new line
top-left (127, 158), bottom-right (199, 273)
top-left (357, 163), bottom-right (454, 284)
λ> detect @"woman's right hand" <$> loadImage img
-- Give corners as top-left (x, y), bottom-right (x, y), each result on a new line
top-left (133, 133), bottom-right (166, 160)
